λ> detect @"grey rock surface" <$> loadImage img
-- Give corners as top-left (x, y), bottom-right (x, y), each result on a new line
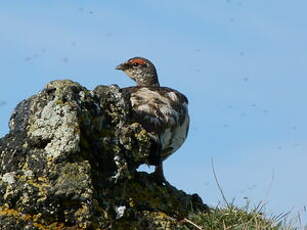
top-left (0, 80), bottom-right (207, 230)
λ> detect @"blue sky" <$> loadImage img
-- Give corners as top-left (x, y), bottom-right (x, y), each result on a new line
top-left (0, 0), bottom-right (306, 225)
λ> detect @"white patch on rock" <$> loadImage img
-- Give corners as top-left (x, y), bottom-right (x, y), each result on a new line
top-left (30, 100), bottom-right (80, 159)
top-left (112, 155), bottom-right (128, 182)
top-left (23, 170), bottom-right (34, 177)
top-left (2, 172), bottom-right (16, 184)
top-left (115, 205), bottom-right (126, 219)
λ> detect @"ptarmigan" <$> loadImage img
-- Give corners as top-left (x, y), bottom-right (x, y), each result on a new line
top-left (116, 57), bottom-right (189, 183)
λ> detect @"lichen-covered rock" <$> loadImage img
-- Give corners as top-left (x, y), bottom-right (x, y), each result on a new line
top-left (0, 80), bottom-right (208, 229)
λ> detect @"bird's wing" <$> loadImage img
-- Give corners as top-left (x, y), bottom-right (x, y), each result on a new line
top-left (121, 86), bottom-right (188, 131)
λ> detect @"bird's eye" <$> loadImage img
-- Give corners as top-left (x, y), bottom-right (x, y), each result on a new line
top-left (133, 62), bottom-right (139, 67)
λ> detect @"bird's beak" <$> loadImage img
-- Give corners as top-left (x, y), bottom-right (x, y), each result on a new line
top-left (115, 62), bottom-right (129, 71)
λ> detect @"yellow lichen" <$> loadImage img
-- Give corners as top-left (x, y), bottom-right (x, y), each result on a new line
top-left (0, 206), bottom-right (68, 230)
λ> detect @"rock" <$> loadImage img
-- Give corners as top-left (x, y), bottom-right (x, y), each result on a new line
top-left (0, 80), bottom-right (208, 229)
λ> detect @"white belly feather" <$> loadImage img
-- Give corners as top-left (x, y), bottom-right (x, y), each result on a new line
top-left (160, 114), bottom-right (189, 159)
top-left (130, 87), bottom-right (189, 160)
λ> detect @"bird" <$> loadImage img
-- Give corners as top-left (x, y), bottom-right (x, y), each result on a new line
top-left (115, 57), bottom-right (189, 184)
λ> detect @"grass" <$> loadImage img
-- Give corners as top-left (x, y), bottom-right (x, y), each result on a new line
top-left (177, 200), bottom-right (297, 230)
top-left (175, 159), bottom-right (303, 230)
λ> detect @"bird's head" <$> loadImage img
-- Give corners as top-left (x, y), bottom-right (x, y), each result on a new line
top-left (116, 57), bottom-right (160, 86)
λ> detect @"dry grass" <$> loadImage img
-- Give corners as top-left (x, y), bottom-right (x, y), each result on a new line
top-left (176, 159), bottom-right (302, 230)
